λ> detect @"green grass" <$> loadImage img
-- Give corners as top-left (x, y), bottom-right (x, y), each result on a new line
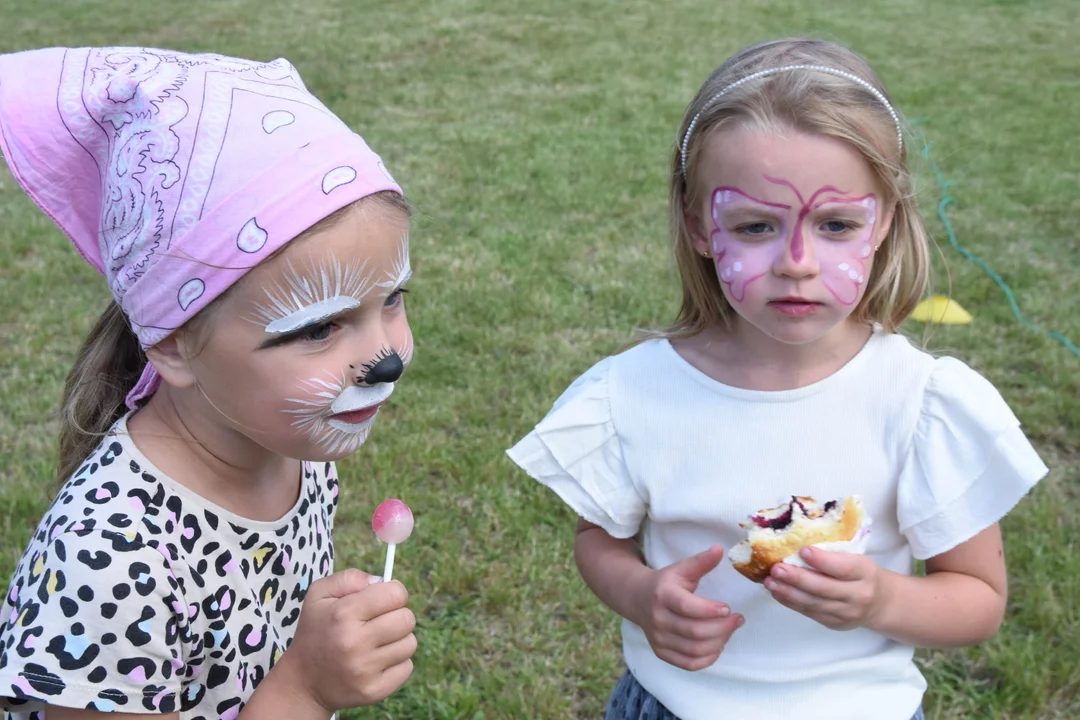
top-left (1, 1), bottom-right (1078, 718)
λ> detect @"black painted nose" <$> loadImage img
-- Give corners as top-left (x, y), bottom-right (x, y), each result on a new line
top-left (360, 351), bottom-right (404, 385)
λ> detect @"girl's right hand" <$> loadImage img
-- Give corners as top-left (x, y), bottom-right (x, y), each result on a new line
top-left (634, 545), bottom-right (744, 671)
top-left (276, 568), bottom-right (417, 713)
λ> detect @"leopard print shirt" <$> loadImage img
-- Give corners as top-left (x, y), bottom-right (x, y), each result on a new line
top-left (0, 415), bottom-right (339, 718)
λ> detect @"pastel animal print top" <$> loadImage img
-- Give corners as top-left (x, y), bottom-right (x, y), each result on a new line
top-left (0, 414), bottom-right (339, 719)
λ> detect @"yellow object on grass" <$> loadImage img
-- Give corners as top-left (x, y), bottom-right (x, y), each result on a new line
top-left (911, 296), bottom-right (973, 324)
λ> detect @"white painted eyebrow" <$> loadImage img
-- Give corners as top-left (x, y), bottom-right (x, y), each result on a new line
top-left (252, 257), bottom-right (375, 333)
top-left (264, 296), bottom-right (361, 334)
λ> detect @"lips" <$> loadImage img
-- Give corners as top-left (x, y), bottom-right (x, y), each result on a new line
top-left (329, 404), bottom-right (383, 426)
top-left (326, 383), bottom-right (395, 431)
top-left (768, 297), bottom-right (823, 316)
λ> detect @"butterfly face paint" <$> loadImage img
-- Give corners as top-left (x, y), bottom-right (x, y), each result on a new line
top-left (709, 177), bottom-right (878, 306)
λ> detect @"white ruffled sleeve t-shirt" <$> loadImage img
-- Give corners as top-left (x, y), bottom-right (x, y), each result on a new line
top-left (507, 330), bottom-right (1047, 720)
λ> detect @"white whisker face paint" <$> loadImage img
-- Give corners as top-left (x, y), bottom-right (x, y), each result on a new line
top-left (284, 370), bottom-right (396, 455)
top-left (252, 256), bottom-right (375, 333)
top-left (377, 234), bottom-right (411, 296)
top-left (397, 330), bottom-right (414, 367)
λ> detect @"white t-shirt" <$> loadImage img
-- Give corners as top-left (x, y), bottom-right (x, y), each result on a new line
top-left (507, 330), bottom-right (1048, 720)
top-left (0, 414), bottom-right (340, 719)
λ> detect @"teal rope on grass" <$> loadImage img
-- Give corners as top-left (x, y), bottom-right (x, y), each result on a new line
top-left (913, 122), bottom-right (1080, 360)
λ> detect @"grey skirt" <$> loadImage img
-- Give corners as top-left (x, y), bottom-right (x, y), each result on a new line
top-left (603, 670), bottom-right (926, 720)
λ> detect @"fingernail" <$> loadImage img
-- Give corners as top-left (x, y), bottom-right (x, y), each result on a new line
top-left (370, 576), bottom-right (385, 584)
top-left (773, 566), bottom-right (787, 579)
top-left (717, 606), bottom-right (731, 618)
top-left (735, 615), bottom-right (745, 628)
top-left (764, 578), bottom-right (775, 590)
top-left (800, 547), bottom-right (813, 559)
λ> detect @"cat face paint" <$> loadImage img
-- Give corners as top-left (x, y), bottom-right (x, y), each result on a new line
top-left (264, 237), bottom-right (413, 456)
top-left (709, 178), bottom-right (878, 306)
top-left (282, 370), bottom-right (395, 455)
top-left (179, 205), bottom-right (413, 463)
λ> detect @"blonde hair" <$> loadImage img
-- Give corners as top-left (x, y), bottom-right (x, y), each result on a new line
top-left (650, 38), bottom-right (930, 343)
top-left (54, 191), bottom-right (410, 490)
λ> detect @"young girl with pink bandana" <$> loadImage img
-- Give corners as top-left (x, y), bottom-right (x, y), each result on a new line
top-left (0, 47), bottom-right (416, 719)
top-left (508, 38), bottom-right (1048, 720)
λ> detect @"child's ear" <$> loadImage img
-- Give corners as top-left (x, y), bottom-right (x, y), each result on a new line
top-left (145, 335), bottom-right (198, 390)
top-left (686, 211), bottom-right (712, 257)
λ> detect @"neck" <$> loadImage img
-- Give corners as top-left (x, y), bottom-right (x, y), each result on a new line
top-left (683, 318), bottom-right (872, 391)
top-left (127, 386), bottom-right (302, 522)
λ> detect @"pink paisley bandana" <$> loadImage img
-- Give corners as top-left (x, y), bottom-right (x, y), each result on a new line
top-left (0, 46), bottom-right (402, 407)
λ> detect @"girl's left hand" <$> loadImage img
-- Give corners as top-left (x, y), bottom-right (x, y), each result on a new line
top-left (763, 547), bottom-right (886, 631)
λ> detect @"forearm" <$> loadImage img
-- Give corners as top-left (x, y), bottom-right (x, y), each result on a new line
top-left (870, 569), bottom-right (1007, 648)
top-left (574, 521), bottom-right (654, 627)
top-left (238, 653), bottom-right (333, 720)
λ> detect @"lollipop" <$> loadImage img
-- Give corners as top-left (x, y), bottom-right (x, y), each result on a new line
top-left (372, 499), bottom-right (414, 582)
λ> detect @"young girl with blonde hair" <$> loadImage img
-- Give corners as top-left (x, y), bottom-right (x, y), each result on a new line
top-left (508, 38), bottom-right (1048, 720)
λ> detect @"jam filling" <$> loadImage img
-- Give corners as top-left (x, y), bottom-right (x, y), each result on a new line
top-left (751, 496), bottom-right (837, 530)
top-left (751, 507), bottom-right (793, 530)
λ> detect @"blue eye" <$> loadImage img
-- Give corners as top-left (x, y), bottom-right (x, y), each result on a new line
top-left (822, 220), bottom-right (855, 233)
top-left (737, 222), bottom-right (773, 236)
top-left (385, 287), bottom-right (410, 308)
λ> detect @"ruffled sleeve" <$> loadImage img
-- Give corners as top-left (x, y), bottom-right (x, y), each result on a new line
top-left (506, 357), bottom-right (646, 539)
top-left (897, 357), bottom-right (1049, 559)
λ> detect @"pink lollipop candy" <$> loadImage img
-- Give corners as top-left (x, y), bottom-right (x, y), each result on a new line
top-left (372, 499), bottom-right (414, 581)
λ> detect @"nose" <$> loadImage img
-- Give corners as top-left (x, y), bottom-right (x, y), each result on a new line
top-left (357, 350), bottom-right (404, 385)
top-left (772, 222), bottom-right (819, 279)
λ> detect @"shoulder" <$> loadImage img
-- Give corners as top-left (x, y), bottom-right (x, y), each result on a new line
top-left (609, 338), bottom-right (673, 374)
top-left (867, 333), bottom-right (1025, 442)
top-left (911, 348), bottom-right (1019, 430)
top-left (605, 338), bottom-right (690, 397)
top-left (3, 525), bottom-right (183, 611)
top-left (0, 526), bottom-right (186, 671)
top-left (540, 340), bottom-right (677, 423)
top-left (895, 349), bottom-right (1049, 559)
top-left (0, 528), bottom-right (188, 714)
top-left (45, 431), bottom-right (162, 546)
top-left (860, 330), bottom-right (938, 388)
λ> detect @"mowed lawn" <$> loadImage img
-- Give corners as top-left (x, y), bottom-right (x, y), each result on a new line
top-left (0, 1), bottom-right (1077, 718)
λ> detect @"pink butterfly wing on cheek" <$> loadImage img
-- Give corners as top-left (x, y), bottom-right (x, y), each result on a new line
top-left (814, 197), bottom-right (877, 306)
top-left (709, 188), bottom-right (785, 303)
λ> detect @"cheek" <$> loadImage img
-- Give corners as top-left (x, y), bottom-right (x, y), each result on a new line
top-left (258, 360), bottom-right (331, 419)
top-left (709, 227), bottom-right (778, 303)
top-left (390, 314), bottom-right (414, 366)
top-left (814, 229), bottom-right (875, 306)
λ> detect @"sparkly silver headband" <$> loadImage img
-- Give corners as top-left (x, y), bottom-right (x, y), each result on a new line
top-left (679, 64), bottom-right (903, 179)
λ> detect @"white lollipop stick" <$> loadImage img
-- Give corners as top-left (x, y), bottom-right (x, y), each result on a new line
top-left (383, 543), bottom-right (398, 582)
